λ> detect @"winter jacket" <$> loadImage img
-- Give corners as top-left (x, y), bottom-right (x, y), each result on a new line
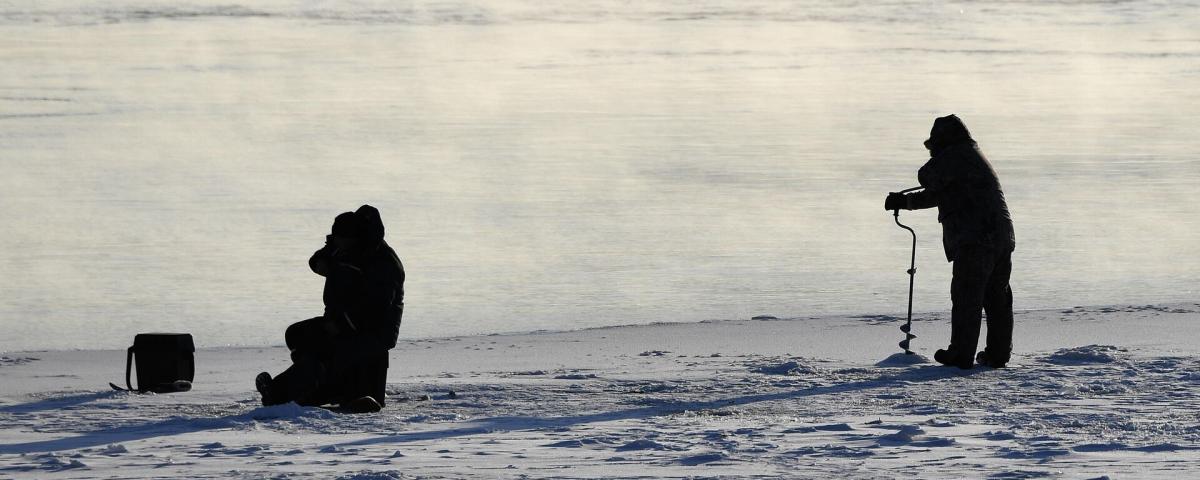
top-left (905, 115), bottom-right (1015, 262)
top-left (309, 205), bottom-right (406, 350)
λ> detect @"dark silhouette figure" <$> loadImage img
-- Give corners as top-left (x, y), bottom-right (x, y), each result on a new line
top-left (256, 205), bottom-right (405, 411)
top-left (885, 115), bottom-right (1015, 369)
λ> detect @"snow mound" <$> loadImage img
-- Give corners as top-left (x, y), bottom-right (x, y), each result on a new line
top-left (334, 471), bottom-right (407, 480)
top-left (875, 352), bottom-right (931, 367)
top-left (982, 431), bottom-right (1018, 441)
top-left (877, 425), bottom-right (926, 445)
top-left (752, 359), bottom-right (821, 375)
top-left (244, 402), bottom-right (336, 421)
top-left (813, 423), bottom-right (854, 432)
top-left (100, 444), bottom-right (129, 455)
top-left (33, 453), bottom-right (87, 471)
top-left (1044, 345), bottom-right (1126, 365)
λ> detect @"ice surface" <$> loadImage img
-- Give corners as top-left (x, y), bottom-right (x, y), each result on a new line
top-left (2, 305), bottom-right (1199, 478)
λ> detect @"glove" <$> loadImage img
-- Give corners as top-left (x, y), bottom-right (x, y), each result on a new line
top-left (884, 192), bottom-right (907, 211)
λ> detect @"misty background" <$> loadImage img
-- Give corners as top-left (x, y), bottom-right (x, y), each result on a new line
top-left (1, 0), bottom-right (1198, 351)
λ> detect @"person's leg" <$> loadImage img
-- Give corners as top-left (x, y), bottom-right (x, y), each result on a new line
top-left (946, 248), bottom-right (996, 364)
top-left (981, 250), bottom-right (1014, 365)
top-left (265, 352), bottom-right (327, 405)
top-left (286, 317), bottom-right (329, 356)
top-left (259, 317), bottom-right (336, 406)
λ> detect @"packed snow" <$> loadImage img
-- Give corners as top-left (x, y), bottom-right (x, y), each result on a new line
top-left (2, 304), bottom-right (1200, 478)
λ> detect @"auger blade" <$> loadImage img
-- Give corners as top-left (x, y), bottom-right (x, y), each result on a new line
top-left (899, 339), bottom-right (911, 351)
top-left (900, 323), bottom-right (912, 333)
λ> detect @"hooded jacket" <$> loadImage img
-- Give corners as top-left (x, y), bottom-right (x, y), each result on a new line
top-left (310, 205), bottom-right (406, 350)
top-left (906, 115), bottom-right (1015, 262)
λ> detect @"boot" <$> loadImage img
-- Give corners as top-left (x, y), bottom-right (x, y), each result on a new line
top-left (341, 395), bottom-right (382, 414)
top-left (256, 372), bottom-right (280, 406)
top-left (934, 348), bottom-right (973, 370)
top-left (975, 350), bottom-right (1009, 368)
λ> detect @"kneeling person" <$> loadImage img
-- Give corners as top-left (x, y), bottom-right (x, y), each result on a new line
top-left (256, 205), bottom-right (405, 412)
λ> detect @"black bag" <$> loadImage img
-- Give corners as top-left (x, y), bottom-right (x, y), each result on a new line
top-left (109, 333), bottom-right (195, 393)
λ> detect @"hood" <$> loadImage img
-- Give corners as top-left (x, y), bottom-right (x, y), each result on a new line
top-left (355, 204), bottom-right (386, 244)
top-left (923, 114), bottom-right (974, 154)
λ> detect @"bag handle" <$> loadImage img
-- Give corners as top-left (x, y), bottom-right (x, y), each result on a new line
top-left (125, 345), bottom-right (136, 391)
top-left (109, 345), bottom-right (137, 392)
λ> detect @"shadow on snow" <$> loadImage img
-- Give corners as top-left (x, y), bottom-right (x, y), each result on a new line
top-left (0, 365), bottom-right (975, 454)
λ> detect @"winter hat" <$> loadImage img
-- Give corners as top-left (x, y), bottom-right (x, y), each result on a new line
top-left (923, 114), bottom-right (974, 153)
top-left (330, 211), bottom-right (363, 239)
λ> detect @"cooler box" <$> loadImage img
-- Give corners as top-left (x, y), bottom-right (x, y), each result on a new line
top-left (122, 333), bottom-right (195, 393)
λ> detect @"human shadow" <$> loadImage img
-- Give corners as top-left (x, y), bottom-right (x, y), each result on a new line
top-left (0, 400), bottom-right (256, 455)
top-left (339, 364), bottom-right (978, 448)
top-left (0, 365), bottom-right (978, 455)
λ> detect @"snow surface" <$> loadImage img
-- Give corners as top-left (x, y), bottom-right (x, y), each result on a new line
top-left (2, 304), bottom-right (1200, 478)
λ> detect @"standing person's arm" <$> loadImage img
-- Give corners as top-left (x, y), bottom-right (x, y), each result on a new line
top-left (906, 155), bottom-right (953, 210)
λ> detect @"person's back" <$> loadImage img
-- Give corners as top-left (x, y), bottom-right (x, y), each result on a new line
top-left (907, 115), bottom-right (1015, 262)
top-left (351, 239), bottom-right (405, 351)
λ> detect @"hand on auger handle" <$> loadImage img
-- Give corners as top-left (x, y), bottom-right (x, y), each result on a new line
top-left (891, 186), bottom-right (923, 354)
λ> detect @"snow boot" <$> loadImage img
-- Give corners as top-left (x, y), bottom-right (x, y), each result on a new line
top-left (341, 395), bottom-right (383, 414)
top-left (975, 350), bottom-right (1009, 368)
top-left (256, 372), bottom-right (279, 406)
top-left (934, 349), bottom-right (973, 370)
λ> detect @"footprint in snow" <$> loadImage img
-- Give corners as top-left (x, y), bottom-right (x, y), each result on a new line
top-left (676, 452), bottom-right (728, 466)
top-left (615, 439), bottom-right (673, 451)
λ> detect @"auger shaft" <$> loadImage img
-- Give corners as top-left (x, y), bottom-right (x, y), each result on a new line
top-left (894, 210), bottom-right (917, 354)
top-left (892, 186), bottom-right (923, 355)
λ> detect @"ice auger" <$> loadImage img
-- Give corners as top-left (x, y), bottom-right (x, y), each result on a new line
top-left (891, 186), bottom-right (923, 355)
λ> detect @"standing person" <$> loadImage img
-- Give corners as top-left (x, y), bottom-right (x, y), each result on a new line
top-left (885, 115), bottom-right (1015, 369)
top-left (256, 205), bottom-right (405, 411)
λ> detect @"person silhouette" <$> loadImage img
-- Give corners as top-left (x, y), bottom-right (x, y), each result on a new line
top-left (885, 115), bottom-right (1015, 369)
top-left (256, 205), bottom-right (405, 411)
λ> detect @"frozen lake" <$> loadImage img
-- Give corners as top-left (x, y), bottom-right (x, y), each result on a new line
top-left (1, 0), bottom-right (1199, 351)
